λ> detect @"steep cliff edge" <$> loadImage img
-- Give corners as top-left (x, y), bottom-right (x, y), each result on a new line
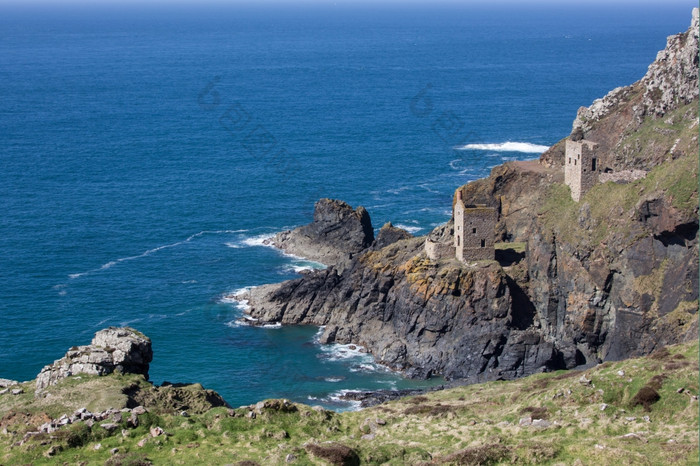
top-left (541, 8), bottom-right (698, 172)
top-left (466, 10), bottom-right (699, 366)
top-left (242, 11), bottom-right (698, 383)
top-left (245, 238), bottom-right (556, 381)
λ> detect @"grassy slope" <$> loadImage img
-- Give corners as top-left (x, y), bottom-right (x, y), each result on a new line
top-left (539, 102), bottom-right (698, 245)
top-left (1, 341), bottom-right (697, 465)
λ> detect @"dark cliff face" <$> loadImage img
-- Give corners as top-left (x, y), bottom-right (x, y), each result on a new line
top-left (246, 237), bottom-right (564, 381)
top-left (243, 10), bottom-right (698, 383)
top-left (525, 188), bottom-right (698, 365)
top-left (474, 11), bottom-right (699, 366)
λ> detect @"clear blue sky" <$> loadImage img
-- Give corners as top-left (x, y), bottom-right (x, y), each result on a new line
top-left (0, 0), bottom-right (695, 5)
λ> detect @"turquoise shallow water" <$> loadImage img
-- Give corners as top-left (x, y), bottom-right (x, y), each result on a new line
top-left (0, 2), bottom-right (694, 409)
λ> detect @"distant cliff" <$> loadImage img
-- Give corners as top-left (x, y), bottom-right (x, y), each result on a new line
top-left (243, 10), bottom-right (699, 383)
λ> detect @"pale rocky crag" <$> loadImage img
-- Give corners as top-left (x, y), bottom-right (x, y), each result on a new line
top-left (544, 8), bottom-right (699, 172)
top-left (0, 379), bottom-right (19, 388)
top-left (35, 327), bottom-right (153, 392)
top-left (242, 10), bottom-right (698, 383)
top-left (574, 7), bottom-right (698, 124)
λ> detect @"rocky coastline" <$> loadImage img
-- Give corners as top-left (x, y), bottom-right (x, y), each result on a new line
top-left (2, 326), bottom-right (696, 465)
top-left (1, 9), bottom-right (698, 465)
top-left (238, 10), bottom-right (699, 385)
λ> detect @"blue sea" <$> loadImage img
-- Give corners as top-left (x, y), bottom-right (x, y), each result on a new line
top-left (0, 1), bottom-right (694, 410)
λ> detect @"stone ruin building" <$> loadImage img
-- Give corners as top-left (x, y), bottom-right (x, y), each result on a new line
top-left (425, 191), bottom-right (496, 262)
top-left (426, 135), bottom-right (604, 262)
top-left (564, 139), bottom-right (599, 202)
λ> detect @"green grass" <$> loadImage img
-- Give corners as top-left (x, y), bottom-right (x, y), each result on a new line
top-left (538, 98), bottom-right (698, 249)
top-left (1, 341), bottom-right (697, 465)
top-left (495, 241), bottom-right (526, 253)
top-left (636, 148), bottom-right (698, 212)
top-left (619, 102), bottom-right (698, 163)
top-left (539, 150), bottom-right (698, 249)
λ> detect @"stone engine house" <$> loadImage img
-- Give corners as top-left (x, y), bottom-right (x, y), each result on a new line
top-left (564, 139), bottom-right (599, 202)
top-left (453, 192), bottom-right (496, 262)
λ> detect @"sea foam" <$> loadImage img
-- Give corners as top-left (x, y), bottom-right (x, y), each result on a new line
top-left (455, 142), bottom-right (550, 153)
top-left (241, 233), bottom-right (277, 247)
top-left (68, 229), bottom-right (248, 279)
top-left (328, 390), bottom-right (363, 411)
top-left (395, 223), bottom-right (422, 234)
top-left (219, 286), bottom-right (256, 318)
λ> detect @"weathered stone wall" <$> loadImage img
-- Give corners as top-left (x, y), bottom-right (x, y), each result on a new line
top-left (454, 200), bottom-right (464, 252)
top-left (424, 238), bottom-right (453, 261)
top-left (564, 139), bottom-right (599, 202)
top-left (455, 203), bottom-right (496, 261)
top-left (579, 141), bottom-right (599, 198)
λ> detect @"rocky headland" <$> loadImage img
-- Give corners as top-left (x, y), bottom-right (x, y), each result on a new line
top-left (264, 198), bottom-right (376, 269)
top-left (240, 10), bottom-right (699, 384)
top-left (1, 8), bottom-right (698, 466)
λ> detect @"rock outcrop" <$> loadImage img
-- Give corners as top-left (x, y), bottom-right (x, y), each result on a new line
top-left (372, 222), bottom-right (413, 250)
top-left (0, 379), bottom-right (19, 388)
top-left (240, 10), bottom-right (698, 384)
top-left (541, 8), bottom-right (699, 172)
top-left (243, 235), bottom-right (567, 381)
top-left (267, 198), bottom-right (375, 267)
top-left (641, 7), bottom-right (698, 117)
top-left (36, 327), bottom-right (152, 391)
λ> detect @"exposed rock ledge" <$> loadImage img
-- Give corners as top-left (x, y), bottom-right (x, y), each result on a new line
top-left (265, 198), bottom-right (375, 268)
top-left (27, 327), bottom-right (229, 415)
top-left (241, 218), bottom-right (565, 382)
top-left (36, 327), bottom-right (153, 392)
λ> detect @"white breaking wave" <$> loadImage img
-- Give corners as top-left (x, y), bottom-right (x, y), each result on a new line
top-left (317, 342), bottom-right (389, 375)
top-left (291, 264), bottom-right (314, 273)
top-left (241, 232), bottom-right (277, 247)
top-left (328, 390), bottom-right (363, 410)
top-left (313, 326), bottom-right (326, 343)
top-left (225, 320), bottom-right (247, 328)
top-left (219, 286), bottom-right (255, 311)
top-left (224, 313), bottom-right (258, 328)
top-left (395, 224), bottom-right (423, 234)
top-left (279, 251), bottom-right (327, 269)
top-left (226, 230), bottom-right (289, 250)
top-left (225, 316), bottom-right (280, 329)
top-left (455, 142), bottom-right (550, 153)
top-left (219, 294), bottom-right (248, 306)
top-left (280, 264), bottom-right (316, 274)
top-left (224, 286), bottom-right (255, 299)
top-left (68, 229), bottom-right (248, 279)
top-left (349, 363), bottom-right (379, 373)
top-left (318, 342), bottom-right (371, 362)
